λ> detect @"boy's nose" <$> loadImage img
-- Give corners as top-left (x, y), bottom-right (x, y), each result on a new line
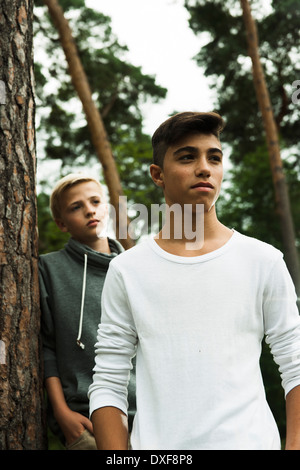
top-left (195, 158), bottom-right (211, 178)
top-left (86, 204), bottom-right (96, 216)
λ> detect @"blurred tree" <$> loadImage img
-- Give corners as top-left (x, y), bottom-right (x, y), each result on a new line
top-left (184, 0), bottom-right (300, 261)
top-left (43, 0), bottom-right (135, 249)
top-left (0, 0), bottom-right (47, 449)
top-left (37, 192), bottom-right (69, 254)
top-left (34, 0), bottom-right (166, 179)
top-left (184, 0), bottom-right (300, 443)
top-left (34, 0), bottom-right (166, 248)
top-left (240, 0), bottom-right (299, 297)
top-left (185, 0), bottom-right (300, 161)
top-left (218, 146), bottom-right (300, 250)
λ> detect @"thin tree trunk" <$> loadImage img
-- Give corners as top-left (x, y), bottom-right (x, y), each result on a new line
top-left (43, 0), bottom-right (134, 250)
top-left (240, 0), bottom-right (300, 297)
top-left (0, 0), bottom-right (47, 449)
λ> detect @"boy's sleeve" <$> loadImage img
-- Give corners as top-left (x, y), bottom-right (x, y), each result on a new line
top-left (88, 262), bottom-right (137, 417)
top-left (38, 258), bottom-right (60, 379)
top-left (263, 254), bottom-right (300, 397)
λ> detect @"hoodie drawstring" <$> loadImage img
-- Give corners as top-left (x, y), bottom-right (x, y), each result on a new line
top-left (77, 253), bottom-right (87, 349)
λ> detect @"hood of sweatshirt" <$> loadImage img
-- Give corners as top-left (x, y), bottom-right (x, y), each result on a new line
top-left (65, 237), bottom-right (124, 349)
top-left (65, 237), bottom-right (123, 268)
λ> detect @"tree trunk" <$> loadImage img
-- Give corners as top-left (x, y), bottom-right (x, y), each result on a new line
top-left (0, 0), bottom-right (47, 449)
top-left (240, 0), bottom-right (300, 297)
top-left (43, 0), bottom-right (135, 250)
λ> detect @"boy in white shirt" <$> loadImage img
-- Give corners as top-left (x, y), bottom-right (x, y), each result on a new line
top-left (88, 112), bottom-right (300, 450)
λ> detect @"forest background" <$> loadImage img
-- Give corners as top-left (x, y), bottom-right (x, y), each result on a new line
top-left (35, 0), bottom-right (300, 257)
top-left (34, 0), bottom-right (300, 447)
top-left (1, 0), bottom-right (299, 449)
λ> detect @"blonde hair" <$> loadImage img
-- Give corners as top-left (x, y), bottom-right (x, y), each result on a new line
top-left (50, 173), bottom-right (105, 220)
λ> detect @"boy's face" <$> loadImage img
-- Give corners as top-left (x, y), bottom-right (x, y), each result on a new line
top-left (56, 181), bottom-right (108, 244)
top-left (150, 133), bottom-right (223, 212)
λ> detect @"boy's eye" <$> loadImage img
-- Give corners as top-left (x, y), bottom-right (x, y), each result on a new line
top-left (210, 155), bottom-right (222, 162)
top-left (179, 154), bottom-right (194, 161)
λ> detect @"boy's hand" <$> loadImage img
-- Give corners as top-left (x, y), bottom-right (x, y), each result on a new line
top-left (45, 377), bottom-right (94, 446)
top-left (56, 407), bottom-right (94, 446)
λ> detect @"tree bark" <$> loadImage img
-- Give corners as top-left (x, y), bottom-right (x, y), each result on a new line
top-left (0, 0), bottom-right (47, 449)
top-left (43, 0), bottom-right (135, 250)
top-left (240, 0), bottom-right (300, 297)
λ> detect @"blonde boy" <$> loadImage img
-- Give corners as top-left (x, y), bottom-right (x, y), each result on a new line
top-left (39, 174), bottom-right (135, 450)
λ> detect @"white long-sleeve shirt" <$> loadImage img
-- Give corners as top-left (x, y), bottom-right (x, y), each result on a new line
top-left (88, 230), bottom-right (300, 450)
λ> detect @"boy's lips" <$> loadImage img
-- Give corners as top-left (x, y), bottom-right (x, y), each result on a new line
top-left (87, 219), bottom-right (99, 226)
top-left (191, 182), bottom-right (214, 191)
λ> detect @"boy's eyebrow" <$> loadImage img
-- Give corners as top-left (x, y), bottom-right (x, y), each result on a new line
top-left (64, 199), bottom-right (82, 210)
top-left (173, 146), bottom-right (198, 156)
top-left (208, 147), bottom-right (223, 156)
top-left (68, 200), bottom-right (81, 206)
top-left (173, 146), bottom-right (223, 156)
top-left (67, 194), bottom-right (102, 206)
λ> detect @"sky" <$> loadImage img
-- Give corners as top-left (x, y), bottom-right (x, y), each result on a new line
top-left (37, 0), bottom-right (272, 186)
top-left (37, 0), bottom-right (217, 186)
top-left (86, 0), bottom-right (215, 135)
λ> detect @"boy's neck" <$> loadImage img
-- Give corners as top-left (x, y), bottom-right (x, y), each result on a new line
top-left (76, 236), bottom-right (112, 254)
top-left (155, 208), bottom-right (232, 257)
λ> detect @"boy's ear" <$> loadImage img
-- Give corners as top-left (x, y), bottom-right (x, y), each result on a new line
top-left (55, 218), bottom-right (69, 233)
top-left (150, 164), bottom-right (165, 188)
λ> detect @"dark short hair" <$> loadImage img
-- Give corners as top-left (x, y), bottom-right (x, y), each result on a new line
top-left (152, 111), bottom-right (225, 168)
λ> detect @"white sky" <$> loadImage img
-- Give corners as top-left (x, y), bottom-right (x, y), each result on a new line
top-left (37, 0), bottom-right (273, 186)
top-left (37, 0), bottom-right (216, 186)
top-left (86, 0), bottom-right (215, 135)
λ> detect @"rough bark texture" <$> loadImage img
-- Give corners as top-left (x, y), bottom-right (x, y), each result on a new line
top-left (0, 0), bottom-right (47, 449)
top-left (240, 0), bottom-right (300, 297)
top-left (43, 0), bottom-right (135, 249)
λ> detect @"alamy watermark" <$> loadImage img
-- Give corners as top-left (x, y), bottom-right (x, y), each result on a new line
top-left (0, 80), bottom-right (6, 105)
top-left (0, 340), bottom-right (6, 365)
top-left (292, 80), bottom-right (300, 105)
top-left (99, 197), bottom-right (205, 250)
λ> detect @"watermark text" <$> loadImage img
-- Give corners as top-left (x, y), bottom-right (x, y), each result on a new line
top-left (292, 80), bottom-right (300, 104)
top-left (0, 80), bottom-right (6, 104)
top-left (99, 197), bottom-right (205, 250)
top-left (0, 340), bottom-right (6, 365)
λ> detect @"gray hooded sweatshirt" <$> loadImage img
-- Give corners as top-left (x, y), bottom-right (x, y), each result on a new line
top-left (39, 237), bottom-right (136, 442)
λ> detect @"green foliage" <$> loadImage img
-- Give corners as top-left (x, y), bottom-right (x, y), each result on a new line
top-left (217, 145), bottom-right (282, 248)
top-left (34, 2), bottom-right (167, 246)
top-left (218, 145), bottom-right (300, 251)
top-left (185, 0), bottom-right (300, 441)
top-left (34, 0), bottom-right (85, 10)
top-left (217, 153), bottom-right (300, 440)
top-left (260, 343), bottom-right (286, 440)
top-left (185, 0), bottom-right (300, 159)
top-left (37, 192), bottom-right (70, 254)
top-left (185, 0), bottom-right (300, 249)
top-left (114, 130), bottom-right (163, 205)
top-left (47, 427), bottom-right (65, 450)
top-left (34, 3), bottom-right (167, 178)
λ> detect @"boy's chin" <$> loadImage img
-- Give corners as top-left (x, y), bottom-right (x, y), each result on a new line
top-left (97, 227), bottom-right (108, 239)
